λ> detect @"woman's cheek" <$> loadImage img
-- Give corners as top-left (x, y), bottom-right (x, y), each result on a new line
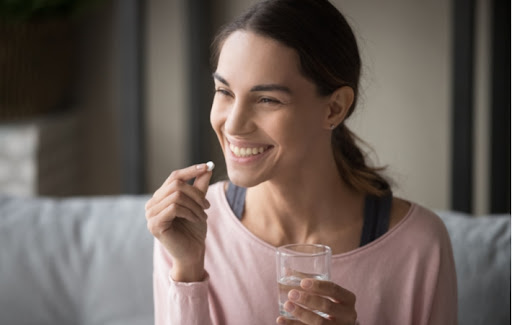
top-left (210, 102), bottom-right (224, 134)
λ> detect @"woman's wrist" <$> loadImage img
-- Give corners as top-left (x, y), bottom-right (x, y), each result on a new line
top-left (171, 255), bottom-right (206, 282)
top-left (171, 266), bottom-right (205, 283)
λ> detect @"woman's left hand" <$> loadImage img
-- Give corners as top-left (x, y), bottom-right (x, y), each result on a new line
top-left (276, 278), bottom-right (357, 325)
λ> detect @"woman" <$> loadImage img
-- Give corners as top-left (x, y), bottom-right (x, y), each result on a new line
top-left (145, 0), bottom-right (458, 324)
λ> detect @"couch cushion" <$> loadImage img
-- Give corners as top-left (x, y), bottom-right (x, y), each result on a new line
top-left (438, 211), bottom-right (511, 325)
top-left (0, 195), bottom-right (154, 325)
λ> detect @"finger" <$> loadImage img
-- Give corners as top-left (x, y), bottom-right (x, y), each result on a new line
top-left (282, 301), bottom-right (332, 324)
top-left (151, 179), bottom-right (210, 209)
top-left (288, 289), bottom-right (339, 319)
top-left (193, 170), bottom-right (213, 194)
top-left (300, 279), bottom-right (356, 305)
top-left (275, 315), bottom-right (305, 325)
top-left (146, 190), bottom-right (208, 221)
top-left (163, 163), bottom-right (212, 186)
top-left (156, 202), bottom-right (202, 225)
top-left (193, 161), bottom-right (214, 193)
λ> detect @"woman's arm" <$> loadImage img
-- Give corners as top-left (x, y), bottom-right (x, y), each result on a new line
top-left (426, 226), bottom-right (458, 325)
top-left (153, 239), bottom-right (213, 325)
top-left (147, 163), bottom-right (215, 324)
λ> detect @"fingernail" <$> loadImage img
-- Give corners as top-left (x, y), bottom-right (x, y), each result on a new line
top-left (276, 317), bottom-right (286, 324)
top-left (284, 301), bottom-right (295, 312)
top-left (301, 279), bottom-right (313, 289)
top-left (288, 289), bottom-right (300, 301)
top-left (196, 163), bottom-right (206, 170)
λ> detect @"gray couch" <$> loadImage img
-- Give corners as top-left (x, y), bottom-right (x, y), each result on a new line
top-left (0, 195), bottom-right (509, 325)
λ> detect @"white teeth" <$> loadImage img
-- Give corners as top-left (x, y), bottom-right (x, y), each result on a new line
top-left (229, 143), bottom-right (268, 157)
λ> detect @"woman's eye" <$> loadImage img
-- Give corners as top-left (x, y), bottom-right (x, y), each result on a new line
top-left (215, 89), bottom-right (231, 96)
top-left (259, 97), bottom-right (280, 105)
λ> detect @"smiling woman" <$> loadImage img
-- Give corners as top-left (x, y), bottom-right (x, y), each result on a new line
top-left (210, 31), bottom-right (340, 189)
top-left (146, 0), bottom-right (458, 324)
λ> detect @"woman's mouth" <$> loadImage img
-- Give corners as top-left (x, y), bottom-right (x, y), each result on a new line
top-left (229, 143), bottom-right (272, 158)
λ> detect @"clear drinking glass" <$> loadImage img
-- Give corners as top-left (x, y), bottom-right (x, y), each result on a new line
top-left (276, 244), bottom-right (332, 319)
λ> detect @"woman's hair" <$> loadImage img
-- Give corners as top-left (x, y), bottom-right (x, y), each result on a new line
top-left (211, 0), bottom-right (391, 196)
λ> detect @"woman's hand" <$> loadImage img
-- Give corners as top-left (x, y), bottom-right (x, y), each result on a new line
top-left (145, 163), bottom-right (213, 282)
top-left (276, 279), bottom-right (357, 325)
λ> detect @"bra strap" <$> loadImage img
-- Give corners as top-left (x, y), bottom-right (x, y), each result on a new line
top-left (359, 193), bottom-right (392, 246)
top-left (226, 182), bottom-right (247, 220)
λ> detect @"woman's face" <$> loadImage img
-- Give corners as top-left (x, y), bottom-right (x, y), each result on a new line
top-left (210, 31), bottom-right (331, 187)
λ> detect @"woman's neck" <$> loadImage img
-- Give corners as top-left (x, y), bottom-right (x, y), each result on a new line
top-left (242, 157), bottom-right (365, 248)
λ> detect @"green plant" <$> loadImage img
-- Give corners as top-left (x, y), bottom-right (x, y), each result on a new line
top-left (0, 0), bottom-right (106, 21)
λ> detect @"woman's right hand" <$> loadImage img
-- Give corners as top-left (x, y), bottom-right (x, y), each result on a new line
top-left (145, 163), bottom-right (213, 282)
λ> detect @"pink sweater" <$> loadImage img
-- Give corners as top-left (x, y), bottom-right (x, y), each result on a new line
top-left (153, 182), bottom-right (458, 324)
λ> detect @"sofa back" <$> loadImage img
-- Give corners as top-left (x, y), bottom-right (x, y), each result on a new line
top-left (437, 211), bottom-right (510, 325)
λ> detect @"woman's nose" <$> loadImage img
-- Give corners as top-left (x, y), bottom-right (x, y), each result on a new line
top-left (224, 99), bottom-right (254, 135)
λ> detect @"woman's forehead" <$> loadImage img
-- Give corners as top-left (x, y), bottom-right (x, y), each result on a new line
top-left (216, 31), bottom-right (303, 86)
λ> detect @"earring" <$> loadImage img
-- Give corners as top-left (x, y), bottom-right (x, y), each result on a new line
top-left (330, 124), bottom-right (335, 130)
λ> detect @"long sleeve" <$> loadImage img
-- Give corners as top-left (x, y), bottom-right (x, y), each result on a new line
top-left (153, 239), bottom-right (213, 325)
top-left (426, 223), bottom-right (458, 325)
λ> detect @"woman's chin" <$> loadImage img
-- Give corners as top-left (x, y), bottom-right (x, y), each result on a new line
top-left (226, 169), bottom-right (264, 188)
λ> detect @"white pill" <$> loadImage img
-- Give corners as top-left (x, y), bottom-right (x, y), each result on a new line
top-left (206, 161), bottom-right (215, 171)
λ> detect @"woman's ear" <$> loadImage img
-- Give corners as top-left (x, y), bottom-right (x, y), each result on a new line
top-left (324, 86), bottom-right (354, 129)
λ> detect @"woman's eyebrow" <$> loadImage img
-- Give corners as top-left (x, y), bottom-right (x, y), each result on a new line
top-left (250, 84), bottom-right (292, 94)
top-left (212, 72), bottom-right (229, 86)
top-left (213, 72), bottom-right (292, 94)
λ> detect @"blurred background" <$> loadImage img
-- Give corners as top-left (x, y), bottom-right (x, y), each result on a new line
top-left (0, 0), bottom-right (509, 215)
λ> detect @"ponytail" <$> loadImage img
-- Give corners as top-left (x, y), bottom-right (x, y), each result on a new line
top-left (332, 124), bottom-right (391, 197)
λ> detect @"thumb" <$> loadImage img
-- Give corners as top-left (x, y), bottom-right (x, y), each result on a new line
top-left (193, 161), bottom-right (214, 193)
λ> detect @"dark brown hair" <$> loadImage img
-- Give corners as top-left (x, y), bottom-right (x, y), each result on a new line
top-left (211, 0), bottom-right (390, 196)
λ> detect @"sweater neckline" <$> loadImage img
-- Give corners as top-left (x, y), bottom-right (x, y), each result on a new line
top-left (211, 181), bottom-right (416, 260)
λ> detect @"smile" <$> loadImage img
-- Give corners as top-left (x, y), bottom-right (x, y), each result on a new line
top-left (229, 143), bottom-right (271, 158)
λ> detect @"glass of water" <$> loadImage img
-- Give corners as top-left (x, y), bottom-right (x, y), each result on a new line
top-left (276, 244), bottom-right (332, 319)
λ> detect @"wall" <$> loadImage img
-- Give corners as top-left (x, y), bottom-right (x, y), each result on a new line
top-left (145, 0), bottom-right (188, 193)
top-left (333, 0), bottom-right (452, 210)
top-left (77, 0), bottom-right (189, 195)
top-left (75, 1), bottom-right (122, 195)
top-left (473, 0), bottom-right (491, 214)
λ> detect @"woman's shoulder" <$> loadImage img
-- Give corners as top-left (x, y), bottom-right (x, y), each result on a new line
top-left (389, 197), bottom-right (411, 229)
top-left (389, 198), bottom-right (451, 247)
